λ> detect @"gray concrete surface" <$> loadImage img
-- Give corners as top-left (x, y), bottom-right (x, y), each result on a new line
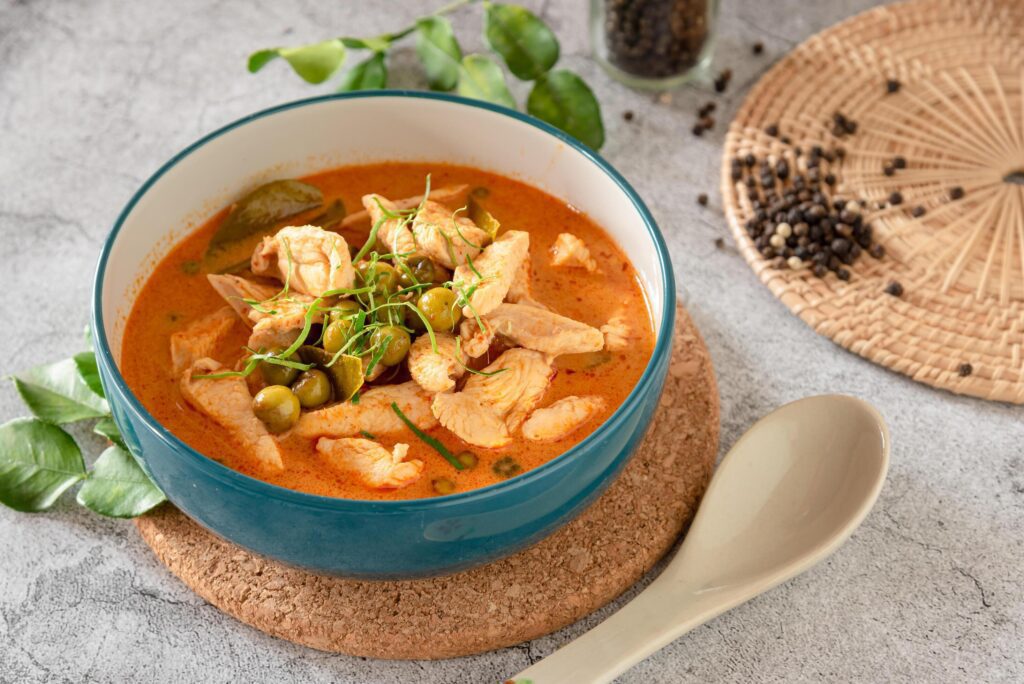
top-left (1, 0), bottom-right (1022, 682)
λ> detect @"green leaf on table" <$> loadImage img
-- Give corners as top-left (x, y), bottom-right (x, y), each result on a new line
top-left (526, 69), bottom-right (605, 149)
top-left (73, 351), bottom-right (104, 400)
top-left (415, 16), bottom-right (462, 91)
top-left (457, 55), bottom-right (515, 109)
top-left (93, 416), bottom-right (125, 448)
top-left (341, 35), bottom-right (393, 53)
top-left (0, 418), bottom-right (86, 512)
top-left (248, 39), bottom-right (346, 84)
top-left (338, 52), bottom-right (388, 92)
top-left (13, 358), bottom-right (109, 424)
top-left (483, 3), bottom-right (559, 81)
top-left (77, 445), bottom-right (165, 518)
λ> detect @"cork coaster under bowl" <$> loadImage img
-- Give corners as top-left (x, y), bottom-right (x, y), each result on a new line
top-left (722, 0), bottom-right (1024, 403)
top-left (135, 304), bottom-right (718, 659)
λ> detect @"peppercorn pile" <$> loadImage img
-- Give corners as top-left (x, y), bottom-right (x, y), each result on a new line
top-left (732, 131), bottom-right (885, 281)
top-left (602, 0), bottom-right (711, 79)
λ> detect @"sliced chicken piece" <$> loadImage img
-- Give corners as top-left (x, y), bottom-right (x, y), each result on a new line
top-left (522, 395), bottom-right (607, 442)
top-left (459, 317), bottom-right (495, 359)
top-left (506, 256), bottom-right (548, 310)
top-left (247, 296), bottom-right (324, 352)
top-left (363, 194), bottom-right (418, 257)
top-left (316, 438), bottom-right (423, 489)
top-left (340, 185), bottom-right (470, 231)
top-left (249, 320), bottom-right (301, 351)
top-left (251, 225), bottom-right (355, 297)
top-left (431, 348), bottom-right (554, 448)
top-left (484, 303), bottom-right (604, 357)
top-left (411, 200), bottom-right (489, 269)
top-left (207, 274), bottom-right (278, 322)
top-left (207, 273), bottom-right (322, 351)
top-left (601, 310), bottom-right (636, 351)
top-left (452, 230), bottom-right (529, 318)
top-left (407, 332), bottom-right (466, 393)
top-left (293, 381), bottom-right (437, 439)
top-left (180, 358), bottom-right (284, 471)
top-left (170, 307), bottom-right (238, 375)
top-left (550, 232), bottom-right (598, 273)
top-left (431, 393), bottom-right (511, 449)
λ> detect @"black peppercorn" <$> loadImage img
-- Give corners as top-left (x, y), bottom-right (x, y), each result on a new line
top-left (886, 79), bottom-right (901, 93)
top-left (911, 205), bottom-right (926, 218)
top-left (957, 363), bottom-right (973, 377)
top-left (752, 41), bottom-right (764, 55)
top-left (883, 164), bottom-right (895, 177)
top-left (697, 193), bottom-right (709, 206)
top-left (889, 191), bottom-right (903, 205)
top-left (765, 123), bottom-right (779, 137)
top-left (831, 238), bottom-right (850, 255)
top-left (884, 280), bottom-right (904, 296)
top-left (623, 110), bottom-right (635, 122)
top-left (713, 74), bottom-right (729, 93)
top-left (893, 156), bottom-right (907, 169)
top-left (949, 186), bottom-right (965, 200)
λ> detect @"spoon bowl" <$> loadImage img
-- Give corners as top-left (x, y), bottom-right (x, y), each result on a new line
top-left (510, 394), bottom-right (889, 684)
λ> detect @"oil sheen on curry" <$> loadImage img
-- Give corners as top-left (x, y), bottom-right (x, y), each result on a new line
top-left (122, 163), bottom-right (654, 501)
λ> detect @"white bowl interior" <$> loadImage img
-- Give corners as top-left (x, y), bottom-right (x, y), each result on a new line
top-left (102, 95), bottom-right (666, 362)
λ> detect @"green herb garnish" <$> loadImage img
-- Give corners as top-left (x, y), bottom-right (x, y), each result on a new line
top-left (390, 402), bottom-right (464, 470)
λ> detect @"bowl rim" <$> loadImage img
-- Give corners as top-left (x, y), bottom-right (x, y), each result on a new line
top-left (91, 89), bottom-right (676, 512)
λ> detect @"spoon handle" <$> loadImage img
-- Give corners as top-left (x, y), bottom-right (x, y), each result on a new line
top-left (507, 574), bottom-right (719, 684)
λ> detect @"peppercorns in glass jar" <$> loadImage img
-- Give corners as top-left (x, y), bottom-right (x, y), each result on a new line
top-left (591, 0), bottom-right (719, 90)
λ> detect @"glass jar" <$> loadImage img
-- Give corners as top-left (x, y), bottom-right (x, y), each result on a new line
top-left (590, 0), bottom-right (719, 90)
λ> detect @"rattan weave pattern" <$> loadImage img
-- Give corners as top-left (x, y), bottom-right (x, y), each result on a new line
top-left (722, 0), bottom-right (1024, 403)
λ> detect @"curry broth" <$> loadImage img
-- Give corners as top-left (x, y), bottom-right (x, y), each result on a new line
top-left (121, 162), bottom-right (655, 500)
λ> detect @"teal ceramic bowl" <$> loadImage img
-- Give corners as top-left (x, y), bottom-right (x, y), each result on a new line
top-left (92, 91), bottom-right (676, 579)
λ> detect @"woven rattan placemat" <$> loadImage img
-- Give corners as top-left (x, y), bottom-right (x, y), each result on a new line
top-left (722, 0), bottom-right (1024, 403)
top-left (135, 305), bottom-right (718, 659)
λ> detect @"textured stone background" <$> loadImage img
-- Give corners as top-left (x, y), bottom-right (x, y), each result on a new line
top-left (1, 0), bottom-right (1021, 682)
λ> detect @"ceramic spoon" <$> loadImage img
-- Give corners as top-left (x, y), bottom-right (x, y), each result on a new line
top-left (508, 394), bottom-right (889, 684)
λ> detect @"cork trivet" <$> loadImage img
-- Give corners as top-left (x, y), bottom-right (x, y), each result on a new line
top-left (722, 0), bottom-right (1024, 403)
top-left (135, 304), bottom-right (718, 659)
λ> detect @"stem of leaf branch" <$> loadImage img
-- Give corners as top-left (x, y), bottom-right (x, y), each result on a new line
top-left (367, 0), bottom-right (479, 43)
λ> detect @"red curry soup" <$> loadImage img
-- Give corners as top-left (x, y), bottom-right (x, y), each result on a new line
top-left (121, 162), bottom-right (655, 501)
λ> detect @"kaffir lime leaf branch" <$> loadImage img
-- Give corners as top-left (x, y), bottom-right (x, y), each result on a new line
top-left (0, 329), bottom-right (166, 518)
top-left (247, 0), bottom-right (606, 149)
